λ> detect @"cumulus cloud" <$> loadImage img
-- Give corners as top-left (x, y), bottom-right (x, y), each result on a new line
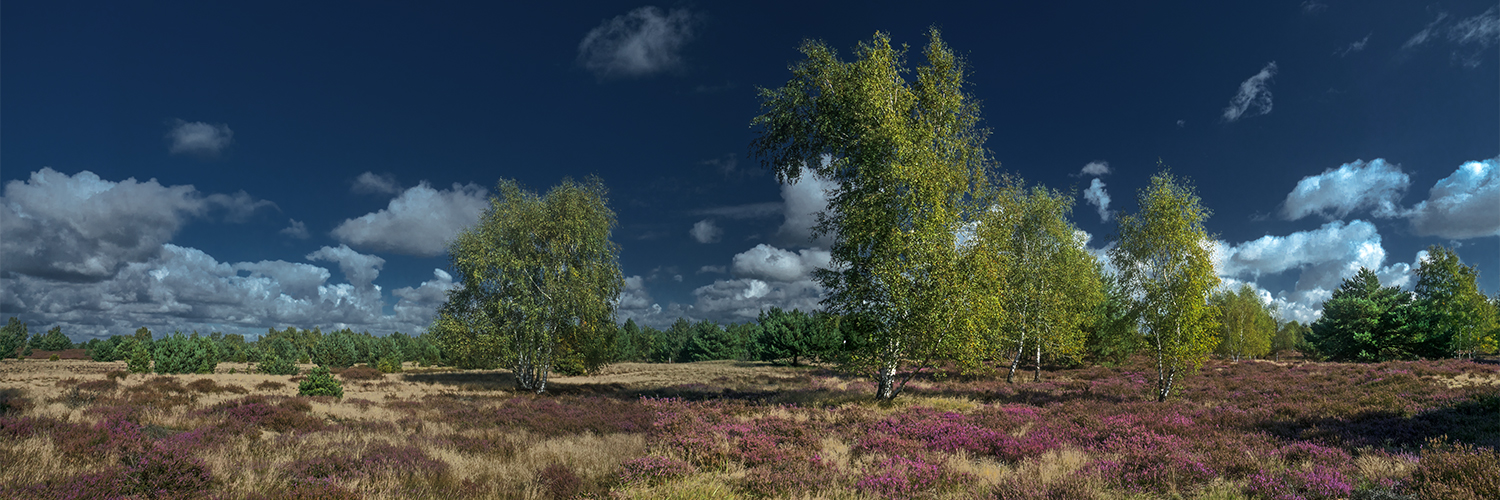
top-left (731, 244), bottom-right (831, 283)
top-left (280, 219), bottom-right (310, 239)
top-left (166, 120), bottom-right (234, 157)
top-left (1079, 161), bottom-right (1111, 177)
top-left (1222, 62), bottom-right (1278, 122)
top-left (1404, 8), bottom-right (1499, 67)
top-left (331, 181), bottom-right (488, 257)
top-left (0, 243), bottom-right (455, 340)
top-left (690, 219), bottom-right (722, 243)
top-left (689, 278), bottom-right (824, 323)
top-left (777, 172), bottom-right (836, 247)
top-left (306, 244), bottom-right (385, 289)
top-left (352, 172), bottom-right (401, 195)
top-left (1082, 178), bottom-right (1113, 222)
top-left (698, 265), bottom-right (726, 274)
top-left (1, 168), bottom-right (269, 282)
top-left (577, 6), bottom-right (696, 79)
top-left (1211, 220), bottom-right (1420, 324)
top-left (1280, 159), bottom-right (1411, 220)
top-left (1407, 158), bottom-right (1500, 239)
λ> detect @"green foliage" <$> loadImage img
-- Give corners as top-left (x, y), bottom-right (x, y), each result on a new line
top-left (434, 177), bottom-right (624, 393)
top-left (152, 332), bottom-right (219, 374)
top-left (1272, 321), bottom-right (1310, 359)
top-left (313, 329), bottom-right (360, 369)
top-left (38, 326), bottom-right (73, 351)
top-left (0, 317), bottom-right (26, 359)
top-left (297, 366), bottom-right (344, 398)
top-left (754, 308), bottom-right (839, 366)
top-left (653, 318), bottom-right (695, 363)
top-left (1413, 245), bottom-right (1497, 358)
top-left (682, 320), bottom-right (747, 362)
top-left (961, 178), bottom-right (1103, 382)
top-left (1084, 268), bottom-right (1144, 365)
top-left (1212, 284), bottom-right (1275, 361)
top-left (613, 319), bottom-right (655, 362)
top-left (1111, 167), bottom-right (1221, 402)
top-left (123, 338), bottom-right (153, 373)
top-left (258, 336), bottom-right (301, 375)
top-left (1308, 268), bottom-right (1418, 362)
top-left (751, 28), bottom-right (991, 399)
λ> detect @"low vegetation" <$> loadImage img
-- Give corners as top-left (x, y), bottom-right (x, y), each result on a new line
top-left (2, 355), bottom-right (1496, 499)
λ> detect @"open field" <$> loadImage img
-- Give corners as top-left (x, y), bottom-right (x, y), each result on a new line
top-left (2, 357), bottom-right (1497, 499)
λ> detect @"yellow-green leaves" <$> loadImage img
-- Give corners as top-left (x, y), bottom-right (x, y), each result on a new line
top-left (1111, 167), bottom-right (1221, 402)
top-left (1212, 284), bottom-right (1275, 361)
top-left (432, 177), bottom-right (623, 393)
top-left (752, 28), bottom-right (990, 400)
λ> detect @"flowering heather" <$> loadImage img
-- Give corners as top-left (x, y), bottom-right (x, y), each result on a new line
top-left (618, 455), bottom-right (697, 485)
top-left (2, 357), bottom-right (1496, 498)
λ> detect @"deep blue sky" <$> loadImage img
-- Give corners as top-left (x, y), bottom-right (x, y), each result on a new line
top-left (3, 1), bottom-right (1497, 340)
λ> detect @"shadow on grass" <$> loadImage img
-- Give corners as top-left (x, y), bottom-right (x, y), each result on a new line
top-left (1258, 393), bottom-right (1500, 451)
top-left (401, 371), bottom-right (634, 397)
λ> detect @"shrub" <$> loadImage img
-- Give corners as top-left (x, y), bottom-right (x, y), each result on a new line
top-left (124, 339), bottom-right (152, 373)
top-left (338, 366), bottom-right (383, 380)
top-left (376, 356), bottom-right (403, 373)
top-left (539, 463), bottom-right (582, 499)
top-left (105, 369), bottom-right (129, 380)
top-left (49, 354), bottom-right (60, 361)
top-left (255, 380), bottom-right (286, 391)
top-left (0, 388), bottom-right (29, 415)
top-left (298, 366), bottom-right (344, 398)
top-left (1409, 439), bottom-right (1500, 500)
top-left (619, 455), bottom-right (696, 486)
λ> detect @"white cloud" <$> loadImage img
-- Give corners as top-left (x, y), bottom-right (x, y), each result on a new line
top-left (166, 120), bottom-right (233, 157)
top-left (1334, 34), bottom-right (1371, 56)
top-left (352, 172), bottom-right (401, 195)
top-left (690, 219), bottom-right (722, 243)
top-left (331, 181), bottom-right (489, 257)
top-left (306, 244), bottom-right (385, 289)
top-left (0, 168), bottom-right (268, 282)
top-left (688, 278), bottom-right (823, 323)
top-left (777, 172), bottom-right (836, 247)
top-left (1280, 158), bottom-right (1411, 220)
top-left (280, 219), bottom-right (310, 239)
top-left (697, 265), bottom-right (726, 274)
top-left (1407, 158), bottom-right (1500, 239)
top-left (1211, 220), bottom-right (1421, 324)
top-left (1403, 8), bottom-right (1499, 67)
top-left (731, 244), bottom-right (831, 283)
top-left (0, 243), bottom-right (454, 340)
top-left (1222, 62), bottom-right (1278, 122)
top-left (1079, 161), bottom-right (1111, 177)
top-left (1082, 178), bottom-right (1112, 222)
top-left (577, 6), bottom-right (696, 79)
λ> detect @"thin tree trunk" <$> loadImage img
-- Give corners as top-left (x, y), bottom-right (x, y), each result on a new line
top-left (1006, 333), bottom-right (1025, 384)
top-left (875, 361), bottom-right (898, 400)
top-left (1033, 341), bottom-right (1042, 382)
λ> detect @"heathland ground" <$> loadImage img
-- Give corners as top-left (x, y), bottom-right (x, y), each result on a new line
top-left (1, 356), bottom-right (1497, 499)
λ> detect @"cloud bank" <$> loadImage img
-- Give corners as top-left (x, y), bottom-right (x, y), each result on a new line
top-left (332, 181), bottom-right (489, 257)
top-left (1407, 158), bottom-right (1500, 239)
top-left (1280, 159), bottom-right (1411, 220)
top-left (1, 169), bottom-right (269, 282)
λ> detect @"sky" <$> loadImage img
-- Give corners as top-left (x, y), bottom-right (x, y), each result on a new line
top-left (2, 1), bottom-right (1497, 341)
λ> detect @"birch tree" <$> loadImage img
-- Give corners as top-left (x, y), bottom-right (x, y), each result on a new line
top-left (963, 179), bottom-right (1101, 382)
top-left (1111, 168), bottom-right (1221, 402)
top-left (1212, 284), bottom-right (1274, 361)
top-left (751, 29), bottom-right (991, 400)
top-left (432, 177), bottom-right (624, 393)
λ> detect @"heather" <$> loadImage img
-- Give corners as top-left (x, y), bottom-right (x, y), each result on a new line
top-left (2, 356), bottom-right (1497, 499)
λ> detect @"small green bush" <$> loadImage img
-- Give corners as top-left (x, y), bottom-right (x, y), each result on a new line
top-left (48, 354), bottom-right (60, 361)
top-left (298, 366), bottom-right (344, 398)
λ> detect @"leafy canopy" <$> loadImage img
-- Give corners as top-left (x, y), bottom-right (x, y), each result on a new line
top-left (433, 177), bottom-right (623, 393)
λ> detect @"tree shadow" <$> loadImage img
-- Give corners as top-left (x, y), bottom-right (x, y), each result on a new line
top-left (401, 371), bottom-right (634, 397)
top-left (1256, 394), bottom-right (1500, 451)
